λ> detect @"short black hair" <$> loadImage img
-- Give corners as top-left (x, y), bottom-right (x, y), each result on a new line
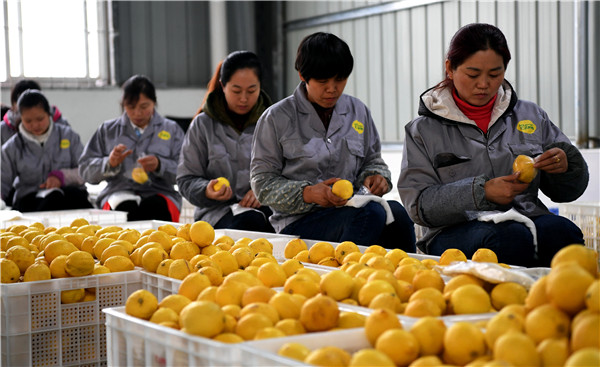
top-left (121, 75), bottom-right (157, 108)
top-left (11, 79), bottom-right (41, 105)
top-left (17, 89), bottom-right (51, 115)
top-left (221, 50), bottom-right (263, 86)
top-left (295, 32), bottom-right (353, 82)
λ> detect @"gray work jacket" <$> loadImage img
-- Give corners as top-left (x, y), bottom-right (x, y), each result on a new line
top-left (177, 113), bottom-right (256, 225)
top-left (251, 82), bottom-right (392, 232)
top-left (78, 111), bottom-right (184, 210)
top-left (398, 81), bottom-right (589, 253)
top-left (1, 123), bottom-right (85, 202)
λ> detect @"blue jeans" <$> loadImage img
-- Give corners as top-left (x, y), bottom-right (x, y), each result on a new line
top-left (281, 200), bottom-right (416, 252)
top-left (427, 214), bottom-right (584, 267)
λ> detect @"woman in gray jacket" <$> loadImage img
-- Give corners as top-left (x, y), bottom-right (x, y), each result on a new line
top-left (177, 51), bottom-right (274, 232)
top-left (398, 23), bottom-right (587, 267)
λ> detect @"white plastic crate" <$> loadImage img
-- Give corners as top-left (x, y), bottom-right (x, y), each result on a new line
top-left (13, 209), bottom-right (128, 228)
top-left (0, 210), bottom-right (47, 228)
top-left (139, 270), bottom-right (182, 300)
top-left (1, 271), bottom-right (142, 366)
top-left (559, 201), bottom-right (600, 252)
top-left (179, 197), bottom-right (196, 224)
top-left (104, 306), bottom-right (248, 367)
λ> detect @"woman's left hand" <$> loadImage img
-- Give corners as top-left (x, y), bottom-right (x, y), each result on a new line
top-left (138, 155), bottom-right (160, 172)
top-left (239, 189), bottom-right (261, 208)
top-left (363, 174), bottom-right (388, 197)
top-left (534, 148), bottom-right (568, 174)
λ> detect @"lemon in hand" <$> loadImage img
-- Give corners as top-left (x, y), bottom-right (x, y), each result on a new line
top-left (512, 155), bottom-right (537, 183)
top-left (213, 177), bottom-right (230, 191)
top-left (331, 179), bottom-right (353, 200)
top-left (132, 167), bottom-right (149, 184)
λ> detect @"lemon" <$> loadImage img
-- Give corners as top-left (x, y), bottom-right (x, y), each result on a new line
top-left (23, 262), bottom-right (51, 281)
top-left (450, 284), bottom-right (492, 314)
top-left (1, 258), bottom-right (21, 283)
top-left (484, 308), bottom-right (524, 349)
top-left (131, 166), bottom-right (149, 183)
top-left (551, 244), bottom-right (598, 277)
top-left (278, 342), bottom-right (310, 361)
top-left (394, 263), bottom-right (424, 283)
top-left (215, 280), bottom-right (249, 307)
top-left (284, 273), bottom-right (320, 298)
top-left (293, 249), bottom-right (309, 262)
top-left (269, 292), bottom-right (305, 320)
top-left (586, 280), bottom-right (600, 312)
top-left (512, 154), bottom-right (537, 183)
top-left (537, 337), bottom-right (569, 367)
top-left (141, 247), bottom-right (168, 273)
top-left (213, 176), bottom-right (230, 191)
top-left (443, 322), bottom-right (486, 365)
top-left (210, 250), bottom-right (238, 276)
top-left (197, 286), bottom-right (218, 302)
top-left (179, 300), bottom-right (225, 337)
top-left (337, 311), bottom-right (366, 329)
top-left (92, 264), bottom-right (110, 274)
top-left (198, 265), bottom-right (223, 286)
top-left (546, 262), bottom-right (594, 314)
top-left (320, 270), bottom-right (354, 301)
top-left (368, 293), bottom-right (402, 313)
top-left (439, 248), bottom-right (468, 265)
top-left (178, 272), bottom-right (211, 301)
top-left (299, 294), bottom-right (339, 332)
top-left (159, 294), bottom-right (192, 314)
top-left (167, 258), bottom-right (191, 280)
top-left (404, 298), bottom-right (442, 317)
top-left (376, 328), bottom-right (420, 366)
top-left (365, 308), bottom-right (402, 346)
top-left (493, 331), bottom-right (540, 367)
top-left (525, 275), bottom-right (548, 311)
top-left (241, 285), bottom-right (276, 307)
top-left (65, 250), bottom-right (95, 277)
top-left (222, 270), bottom-right (261, 287)
top-left (149, 307), bottom-right (179, 324)
top-left (280, 258), bottom-right (304, 278)
top-left (308, 241), bottom-right (335, 264)
top-left (358, 279), bottom-right (396, 307)
top-left (443, 274), bottom-right (484, 299)
top-left (189, 221), bottom-right (215, 248)
top-left (524, 303), bottom-right (570, 344)
top-left (331, 179), bottom-right (353, 200)
top-left (410, 316), bottom-right (446, 356)
top-left (409, 356), bottom-right (444, 367)
top-left (385, 248), bottom-right (408, 267)
top-left (170, 241), bottom-right (200, 261)
top-left (564, 347), bottom-right (600, 367)
top-left (366, 255), bottom-right (394, 272)
top-left (412, 268), bottom-right (444, 292)
top-left (571, 313), bottom-right (600, 351)
top-left (252, 326), bottom-right (284, 340)
top-left (235, 312), bottom-right (273, 340)
top-left (126, 289), bottom-right (158, 320)
top-left (44, 240), bottom-right (78, 264)
top-left (472, 248), bottom-right (498, 263)
top-left (5, 245), bottom-right (35, 274)
top-left (92, 237), bottom-right (115, 259)
top-left (104, 255), bottom-right (134, 272)
top-left (155, 258), bottom-right (173, 276)
top-left (305, 346), bottom-right (351, 367)
top-left (349, 348), bottom-right (395, 366)
top-left (489, 282), bottom-right (527, 311)
top-left (61, 288), bottom-right (85, 304)
top-left (334, 241), bottom-right (360, 263)
top-left (343, 251), bottom-right (362, 264)
top-left (409, 288), bottom-right (446, 315)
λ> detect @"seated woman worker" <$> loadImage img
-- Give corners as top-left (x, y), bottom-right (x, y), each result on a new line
top-left (251, 32), bottom-right (415, 251)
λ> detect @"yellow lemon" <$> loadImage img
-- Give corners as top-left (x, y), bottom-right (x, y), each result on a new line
top-left (141, 247), bottom-right (168, 273)
top-left (365, 308), bottom-right (402, 346)
top-left (167, 259), bottom-right (191, 280)
top-left (131, 166), bottom-right (149, 183)
top-left (65, 250), bottom-right (95, 277)
top-left (512, 154), bottom-right (538, 183)
top-left (299, 294), bottom-right (339, 332)
top-left (241, 285), bottom-right (276, 307)
top-left (376, 328), bottom-right (420, 366)
top-left (126, 289), bottom-right (158, 319)
top-left (308, 241), bottom-right (335, 264)
top-left (551, 244), bottom-right (598, 277)
top-left (368, 293), bottom-right (402, 313)
top-left (278, 342), bottom-right (310, 361)
top-left (23, 262), bottom-right (51, 282)
top-left (235, 312), bottom-right (273, 340)
top-left (410, 316), bottom-right (446, 356)
top-left (331, 179), bottom-right (353, 200)
top-left (349, 348), bottom-right (395, 366)
top-left (159, 294), bottom-right (191, 314)
top-left (293, 249), bottom-right (309, 262)
top-left (170, 241), bottom-right (200, 261)
top-left (49, 255), bottom-right (69, 278)
top-left (525, 275), bottom-right (549, 311)
top-left (409, 356), bottom-right (444, 367)
top-left (104, 255), bottom-right (134, 272)
top-left (210, 250), bottom-right (238, 276)
top-left (484, 308), bottom-right (524, 349)
top-left (490, 282), bottom-right (527, 310)
top-left (404, 298), bottom-right (442, 318)
top-left (268, 292), bottom-right (305, 320)
top-left (586, 280), bottom-right (600, 312)
top-left (571, 313), bottom-right (600, 351)
top-left (213, 332), bottom-right (243, 343)
top-left (253, 326), bottom-right (286, 340)
top-left (412, 268), bottom-right (444, 292)
top-left (385, 248), bottom-right (409, 267)
top-left (564, 347), bottom-right (600, 367)
top-left (156, 258), bottom-right (174, 277)
top-left (284, 238), bottom-right (308, 259)
top-left (472, 248), bottom-right (498, 263)
top-left (179, 300), bottom-right (225, 337)
top-left (148, 230), bottom-right (174, 252)
top-left (537, 337), bottom-right (569, 367)
top-left (337, 311), bottom-right (367, 329)
top-left (305, 346), bottom-right (351, 367)
top-left (178, 272), bottom-right (211, 301)
top-left (149, 307), bottom-right (179, 324)
top-left (100, 244), bottom-right (130, 265)
top-left (44, 240), bottom-right (78, 264)
top-left (248, 238), bottom-right (273, 255)
top-left (524, 303), bottom-right (570, 344)
top-left (443, 273), bottom-right (484, 299)
top-left (92, 264), bottom-right (110, 274)
top-left (358, 279), bottom-right (396, 307)
top-left (280, 258), bottom-right (304, 278)
top-left (215, 280), bottom-right (250, 307)
top-left (213, 177), bottom-right (230, 191)
top-left (546, 262), bottom-right (594, 315)
top-left (493, 331), bottom-right (540, 367)
top-left (284, 273), bottom-right (320, 298)
top-left (92, 237), bottom-right (115, 259)
top-left (240, 302), bottom-right (280, 325)
top-left (63, 233), bottom-right (86, 250)
top-left (1, 258), bottom-right (21, 283)
top-left (189, 221), bottom-right (215, 248)
top-left (5, 245), bottom-right (35, 274)
top-left (320, 269), bottom-right (354, 301)
top-left (439, 248), bottom-right (468, 265)
top-left (198, 265), bottom-right (224, 286)
top-left (443, 322), bottom-right (486, 366)
top-left (450, 284), bottom-right (492, 314)
top-left (61, 288), bottom-right (85, 304)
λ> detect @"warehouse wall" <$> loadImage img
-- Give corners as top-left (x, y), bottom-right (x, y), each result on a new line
top-left (283, 0), bottom-right (599, 145)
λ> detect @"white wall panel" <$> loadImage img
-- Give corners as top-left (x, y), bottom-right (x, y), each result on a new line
top-left (367, 15), bottom-right (384, 134)
top-left (396, 10), bottom-right (413, 142)
top-left (537, 2), bottom-right (561, 129)
top-left (515, 1), bottom-right (538, 102)
top-left (381, 12), bottom-right (399, 140)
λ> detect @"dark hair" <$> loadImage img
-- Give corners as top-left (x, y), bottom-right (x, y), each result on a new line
top-left (197, 51), bottom-right (262, 114)
top-left (11, 79), bottom-right (41, 105)
top-left (295, 32), bottom-right (353, 82)
top-left (17, 89), bottom-right (51, 115)
top-left (121, 75), bottom-right (157, 109)
top-left (439, 23), bottom-right (511, 88)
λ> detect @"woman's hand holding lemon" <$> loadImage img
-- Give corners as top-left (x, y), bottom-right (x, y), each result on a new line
top-left (303, 178), bottom-right (348, 207)
top-left (534, 148), bottom-right (567, 174)
top-left (206, 177), bottom-right (232, 201)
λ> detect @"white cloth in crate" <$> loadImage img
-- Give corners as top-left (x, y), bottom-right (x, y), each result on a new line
top-left (345, 194), bottom-right (394, 225)
top-left (230, 203), bottom-right (266, 219)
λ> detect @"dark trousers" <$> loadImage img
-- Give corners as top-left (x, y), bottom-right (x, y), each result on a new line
top-left (115, 194), bottom-right (173, 222)
top-left (427, 214), bottom-right (585, 267)
top-left (14, 186), bottom-right (93, 212)
top-left (214, 206), bottom-right (275, 233)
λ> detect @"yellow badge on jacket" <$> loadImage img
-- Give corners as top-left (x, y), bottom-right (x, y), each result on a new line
top-left (352, 120), bottom-right (364, 134)
top-left (157, 130), bottom-right (171, 140)
top-left (60, 139), bottom-right (70, 149)
top-left (516, 120), bottom-right (536, 134)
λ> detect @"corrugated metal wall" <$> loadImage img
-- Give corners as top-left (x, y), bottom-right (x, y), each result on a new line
top-left (283, 0), bottom-right (598, 145)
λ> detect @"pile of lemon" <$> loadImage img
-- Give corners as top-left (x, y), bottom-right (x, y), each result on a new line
top-left (125, 282), bottom-right (367, 343)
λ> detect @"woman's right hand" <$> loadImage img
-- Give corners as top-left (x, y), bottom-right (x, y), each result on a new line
top-left (484, 172), bottom-right (530, 205)
top-left (109, 144), bottom-right (133, 167)
top-left (206, 179), bottom-right (233, 201)
top-left (303, 178), bottom-right (348, 207)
